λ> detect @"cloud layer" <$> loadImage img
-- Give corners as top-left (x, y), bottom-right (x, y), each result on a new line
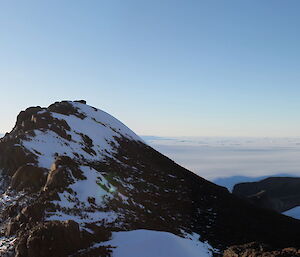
top-left (144, 137), bottom-right (300, 185)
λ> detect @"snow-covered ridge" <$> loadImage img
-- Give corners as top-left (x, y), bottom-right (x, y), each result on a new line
top-left (21, 101), bottom-right (142, 169)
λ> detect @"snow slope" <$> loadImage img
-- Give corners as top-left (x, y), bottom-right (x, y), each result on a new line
top-left (99, 230), bottom-right (215, 257)
top-left (47, 165), bottom-right (119, 226)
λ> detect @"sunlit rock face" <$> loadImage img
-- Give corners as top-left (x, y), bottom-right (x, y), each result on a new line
top-left (0, 100), bottom-right (300, 257)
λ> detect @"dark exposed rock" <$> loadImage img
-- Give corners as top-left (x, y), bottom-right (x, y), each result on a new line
top-left (10, 102), bottom-right (72, 141)
top-left (74, 247), bottom-right (112, 257)
top-left (224, 242), bottom-right (300, 257)
top-left (16, 220), bottom-right (84, 257)
top-left (20, 203), bottom-right (44, 222)
top-left (48, 101), bottom-right (86, 119)
top-left (50, 155), bottom-right (78, 170)
top-left (81, 133), bottom-right (93, 148)
top-left (15, 236), bottom-right (28, 257)
top-left (48, 101), bottom-right (78, 116)
top-left (0, 144), bottom-right (37, 177)
top-left (5, 220), bottom-right (19, 236)
top-left (80, 133), bottom-right (96, 156)
top-left (224, 242), bottom-right (270, 257)
top-left (233, 177), bottom-right (300, 212)
top-left (16, 220), bottom-right (111, 257)
top-left (49, 123), bottom-right (71, 141)
top-left (44, 166), bottom-right (73, 192)
top-left (84, 223), bottom-right (112, 242)
top-left (11, 165), bottom-right (47, 192)
top-left (74, 100), bottom-right (87, 104)
top-left (14, 107), bottom-right (43, 130)
top-left (44, 156), bottom-right (85, 192)
top-left (1, 202), bottom-right (21, 220)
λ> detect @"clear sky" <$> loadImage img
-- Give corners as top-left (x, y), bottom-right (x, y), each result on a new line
top-left (1, 0), bottom-right (300, 137)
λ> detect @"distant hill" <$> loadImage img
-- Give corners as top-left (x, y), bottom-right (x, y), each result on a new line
top-left (233, 177), bottom-right (300, 213)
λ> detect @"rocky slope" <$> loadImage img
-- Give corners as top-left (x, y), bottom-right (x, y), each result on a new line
top-left (0, 100), bottom-right (300, 257)
top-left (233, 177), bottom-right (300, 213)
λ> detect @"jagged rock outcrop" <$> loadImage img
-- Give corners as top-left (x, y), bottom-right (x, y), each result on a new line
top-left (11, 165), bottom-right (47, 192)
top-left (233, 177), bottom-right (300, 212)
top-left (14, 220), bottom-right (111, 257)
top-left (0, 100), bottom-right (299, 256)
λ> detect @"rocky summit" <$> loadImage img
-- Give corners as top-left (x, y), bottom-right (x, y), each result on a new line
top-left (0, 100), bottom-right (300, 257)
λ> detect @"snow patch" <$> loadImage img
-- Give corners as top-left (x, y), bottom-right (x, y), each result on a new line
top-left (98, 229), bottom-right (215, 257)
top-left (283, 206), bottom-right (300, 220)
top-left (47, 165), bottom-right (127, 227)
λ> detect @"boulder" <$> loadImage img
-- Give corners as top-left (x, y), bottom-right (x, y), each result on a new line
top-left (48, 101), bottom-right (78, 116)
top-left (11, 165), bottom-right (47, 192)
top-left (21, 203), bottom-right (44, 222)
top-left (5, 220), bottom-right (19, 236)
top-left (17, 220), bottom-right (83, 257)
top-left (50, 155), bottom-right (78, 171)
top-left (43, 166), bottom-right (72, 192)
top-left (44, 156), bottom-right (84, 192)
top-left (0, 143), bottom-right (37, 177)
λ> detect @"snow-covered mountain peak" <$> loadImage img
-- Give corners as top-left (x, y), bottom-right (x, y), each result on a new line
top-left (7, 100), bottom-right (142, 170)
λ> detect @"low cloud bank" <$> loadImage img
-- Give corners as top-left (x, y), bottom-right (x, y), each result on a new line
top-left (144, 136), bottom-right (300, 188)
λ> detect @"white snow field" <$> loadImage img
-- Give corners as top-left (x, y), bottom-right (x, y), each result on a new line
top-left (100, 230), bottom-right (215, 257)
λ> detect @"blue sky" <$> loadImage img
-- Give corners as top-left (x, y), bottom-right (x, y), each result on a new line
top-left (1, 1), bottom-right (300, 136)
